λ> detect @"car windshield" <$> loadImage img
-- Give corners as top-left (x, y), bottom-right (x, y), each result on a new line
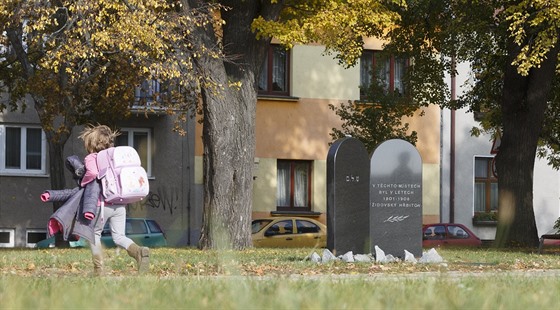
top-left (252, 219), bottom-right (272, 234)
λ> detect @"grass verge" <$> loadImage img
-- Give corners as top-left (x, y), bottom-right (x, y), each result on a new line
top-left (1, 247), bottom-right (559, 308)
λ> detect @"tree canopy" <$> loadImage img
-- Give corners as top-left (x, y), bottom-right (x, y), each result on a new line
top-left (0, 0), bottom-right (219, 197)
top-left (1, 0), bottom-right (218, 129)
top-left (380, 0), bottom-right (560, 247)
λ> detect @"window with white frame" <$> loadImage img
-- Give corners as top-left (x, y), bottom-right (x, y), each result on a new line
top-left (474, 156), bottom-right (498, 213)
top-left (26, 229), bottom-right (47, 248)
top-left (0, 125), bottom-right (47, 175)
top-left (276, 160), bottom-right (312, 211)
top-left (0, 229), bottom-right (15, 248)
top-left (115, 128), bottom-right (152, 176)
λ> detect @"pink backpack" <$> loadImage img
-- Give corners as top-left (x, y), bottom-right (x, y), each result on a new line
top-left (96, 146), bottom-right (149, 204)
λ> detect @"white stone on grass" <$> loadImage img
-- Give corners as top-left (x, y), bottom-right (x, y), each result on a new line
top-left (404, 250), bottom-right (417, 263)
top-left (384, 254), bottom-right (400, 263)
top-left (340, 251), bottom-right (354, 262)
top-left (322, 248), bottom-right (338, 263)
top-left (354, 254), bottom-right (372, 262)
top-left (309, 252), bottom-right (321, 263)
top-left (419, 248), bottom-right (444, 263)
top-left (375, 245), bottom-right (388, 263)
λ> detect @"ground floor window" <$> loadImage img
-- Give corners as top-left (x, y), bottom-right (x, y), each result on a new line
top-left (0, 229), bottom-right (15, 248)
top-left (26, 229), bottom-right (47, 248)
top-left (115, 128), bottom-right (152, 176)
top-left (474, 156), bottom-right (498, 214)
top-left (276, 160), bottom-right (312, 211)
top-left (0, 125), bottom-right (46, 175)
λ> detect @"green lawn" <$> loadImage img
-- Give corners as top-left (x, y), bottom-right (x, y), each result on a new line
top-left (1, 247), bottom-right (559, 309)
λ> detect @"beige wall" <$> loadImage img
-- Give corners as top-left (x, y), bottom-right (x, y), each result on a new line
top-left (291, 45), bottom-right (360, 100)
top-left (255, 98), bottom-right (343, 160)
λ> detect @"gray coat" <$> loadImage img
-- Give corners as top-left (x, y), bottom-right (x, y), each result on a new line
top-left (42, 156), bottom-right (102, 244)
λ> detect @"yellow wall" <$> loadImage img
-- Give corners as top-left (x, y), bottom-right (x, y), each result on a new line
top-left (291, 45), bottom-right (360, 100)
top-left (252, 158), bottom-right (277, 212)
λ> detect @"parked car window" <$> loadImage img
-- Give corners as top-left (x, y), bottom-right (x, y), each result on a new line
top-left (252, 219), bottom-right (273, 234)
top-left (146, 220), bottom-right (163, 234)
top-left (266, 220), bottom-right (293, 235)
top-left (423, 225), bottom-right (446, 240)
top-left (127, 219), bottom-right (148, 235)
top-left (422, 223), bottom-right (482, 247)
top-left (448, 225), bottom-right (469, 239)
top-left (296, 220), bottom-right (320, 234)
top-left (252, 217), bottom-right (327, 248)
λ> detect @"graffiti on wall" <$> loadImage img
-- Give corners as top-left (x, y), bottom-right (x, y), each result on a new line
top-left (128, 187), bottom-right (181, 215)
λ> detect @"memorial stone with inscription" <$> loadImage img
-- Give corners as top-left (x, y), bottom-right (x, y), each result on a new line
top-left (370, 139), bottom-right (422, 257)
top-left (326, 137), bottom-right (370, 255)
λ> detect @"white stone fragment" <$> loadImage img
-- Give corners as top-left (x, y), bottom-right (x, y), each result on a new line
top-left (340, 251), bottom-right (354, 262)
top-left (309, 252), bottom-right (321, 263)
top-left (322, 248), bottom-right (338, 263)
top-left (404, 250), bottom-right (417, 263)
top-left (375, 245), bottom-right (388, 263)
top-left (419, 248), bottom-right (444, 263)
top-left (354, 254), bottom-right (372, 262)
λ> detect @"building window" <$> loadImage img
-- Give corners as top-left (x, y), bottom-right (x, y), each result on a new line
top-left (135, 80), bottom-right (163, 105)
top-left (135, 79), bottom-right (176, 105)
top-left (276, 160), bottom-right (312, 211)
top-left (0, 229), bottom-right (15, 248)
top-left (0, 125), bottom-right (46, 175)
top-left (258, 44), bottom-right (290, 96)
top-left (115, 128), bottom-right (152, 176)
top-left (360, 50), bottom-right (407, 98)
top-left (474, 156), bottom-right (498, 213)
top-left (26, 229), bottom-right (47, 248)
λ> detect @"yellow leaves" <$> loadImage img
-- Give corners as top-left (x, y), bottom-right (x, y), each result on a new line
top-left (506, 0), bottom-right (560, 76)
top-left (253, 0), bottom-right (402, 67)
top-left (228, 80), bottom-right (243, 90)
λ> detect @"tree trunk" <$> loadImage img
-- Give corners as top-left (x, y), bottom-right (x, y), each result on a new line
top-left (46, 136), bottom-right (71, 248)
top-left (46, 137), bottom-right (68, 197)
top-left (198, 79), bottom-right (257, 250)
top-left (190, 0), bottom-right (283, 249)
top-left (495, 40), bottom-right (560, 248)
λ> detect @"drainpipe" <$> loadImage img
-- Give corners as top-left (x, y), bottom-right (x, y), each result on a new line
top-left (449, 57), bottom-right (456, 223)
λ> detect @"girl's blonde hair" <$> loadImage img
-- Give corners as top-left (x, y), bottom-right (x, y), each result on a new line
top-left (79, 124), bottom-right (120, 153)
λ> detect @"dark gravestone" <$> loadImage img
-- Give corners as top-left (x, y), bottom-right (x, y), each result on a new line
top-left (370, 139), bottom-right (422, 257)
top-left (327, 137), bottom-right (370, 255)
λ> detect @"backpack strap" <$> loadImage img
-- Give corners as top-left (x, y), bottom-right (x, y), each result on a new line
top-left (96, 147), bottom-right (114, 179)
